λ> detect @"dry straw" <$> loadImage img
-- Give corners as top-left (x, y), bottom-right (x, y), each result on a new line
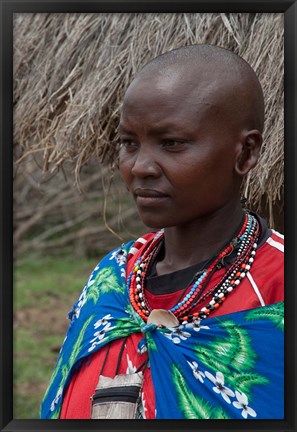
top-left (13, 12), bottom-right (284, 230)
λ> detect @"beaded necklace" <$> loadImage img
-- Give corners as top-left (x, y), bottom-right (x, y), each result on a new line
top-left (128, 213), bottom-right (260, 324)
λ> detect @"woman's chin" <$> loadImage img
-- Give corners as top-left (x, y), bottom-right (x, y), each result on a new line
top-left (139, 215), bottom-right (172, 230)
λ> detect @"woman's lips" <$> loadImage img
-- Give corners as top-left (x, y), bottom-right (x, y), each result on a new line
top-left (133, 188), bottom-right (169, 206)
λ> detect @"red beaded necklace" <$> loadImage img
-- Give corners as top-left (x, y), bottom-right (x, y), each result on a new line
top-left (128, 213), bottom-right (260, 324)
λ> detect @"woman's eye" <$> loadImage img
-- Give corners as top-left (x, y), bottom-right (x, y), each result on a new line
top-left (119, 139), bottom-right (138, 151)
top-left (162, 139), bottom-right (188, 150)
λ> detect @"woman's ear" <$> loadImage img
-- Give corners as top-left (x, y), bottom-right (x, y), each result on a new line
top-left (235, 130), bottom-right (263, 177)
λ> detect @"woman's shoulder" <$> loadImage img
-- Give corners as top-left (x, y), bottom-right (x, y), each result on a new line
top-left (268, 229), bottom-right (284, 248)
top-left (126, 231), bottom-right (157, 259)
top-left (258, 228), bottom-right (284, 257)
top-left (125, 231), bottom-right (161, 275)
top-left (88, 231), bottom-right (157, 276)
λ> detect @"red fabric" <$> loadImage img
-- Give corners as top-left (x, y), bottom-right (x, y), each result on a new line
top-left (60, 230), bottom-right (284, 419)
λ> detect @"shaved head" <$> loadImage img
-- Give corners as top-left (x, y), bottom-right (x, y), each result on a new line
top-left (125, 44), bottom-right (265, 133)
top-left (119, 44), bottom-right (264, 230)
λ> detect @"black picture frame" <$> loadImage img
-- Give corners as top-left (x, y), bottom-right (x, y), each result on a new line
top-left (1, 1), bottom-right (296, 432)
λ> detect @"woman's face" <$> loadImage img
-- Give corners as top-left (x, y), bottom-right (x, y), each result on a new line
top-left (118, 72), bottom-right (243, 229)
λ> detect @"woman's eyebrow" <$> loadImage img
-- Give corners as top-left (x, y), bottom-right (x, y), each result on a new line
top-left (118, 125), bottom-right (135, 135)
top-left (119, 124), bottom-right (182, 136)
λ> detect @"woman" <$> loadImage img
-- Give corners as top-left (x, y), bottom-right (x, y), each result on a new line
top-left (41, 44), bottom-right (284, 420)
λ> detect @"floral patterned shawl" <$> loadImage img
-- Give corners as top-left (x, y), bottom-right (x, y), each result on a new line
top-left (40, 242), bottom-right (284, 419)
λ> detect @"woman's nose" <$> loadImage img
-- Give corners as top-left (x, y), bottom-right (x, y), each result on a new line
top-left (131, 146), bottom-right (162, 178)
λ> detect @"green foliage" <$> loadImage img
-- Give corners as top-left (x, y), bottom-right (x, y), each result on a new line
top-left (193, 345), bottom-right (226, 373)
top-left (49, 410), bottom-right (60, 419)
top-left (194, 319), bottom-right (266, 398)
top-left (228, 372), bottom-right (268, 397)
top-left (245, 302), bottom-right (284, 331)
top-left (116, 317), bottom-right (139, 332)
top-left (194, 319), bottom-right (256, 374)
top-left (93, 266), bottom-right (125, 295)
top-left (125, 304), bottom-right (144, 326)
top-left (146, 332), bottom-right (158, 352)
top-left (218, 320), bottom-right (257, 370)
top-left (68, 314), bottom-right (94, 367)
top-left (87, 282), bottom-right (100, 304)
top-left (172, 364), bottom-right (229, 419)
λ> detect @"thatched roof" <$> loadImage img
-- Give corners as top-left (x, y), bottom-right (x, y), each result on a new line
top-left (13, 12), bottom-right (284, 229)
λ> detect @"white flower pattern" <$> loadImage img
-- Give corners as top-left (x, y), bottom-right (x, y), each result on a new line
top-left (233, 390), bottom-right (257, 418)
top-left (71, 288), bottom-right (87, 320)
top-left (109, 249), bottom-right (127, 266)
top-left (50, 387), bottom-right (63, 412)
top-left (93, 263), bottom-right (100, 271)
top-left (88, 315), bottom-right (115, 352)
top-left (185, 318), bottom-right (210, 332)
top-left (94, 314), bottom-right (113, 329)
top-left (164, 326), bottom-right (191, 344)
top-left (91, 323), bottom-right (113, 341)
top-left (187, 360), bottom-right (205, 383)
top-left (205, 371), bottom-right (235, 403)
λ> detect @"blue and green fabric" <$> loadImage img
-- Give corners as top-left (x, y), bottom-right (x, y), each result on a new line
top-left (40, 243), bottom-right (284, 419)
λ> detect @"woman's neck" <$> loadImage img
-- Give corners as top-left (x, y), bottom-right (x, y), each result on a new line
top-left (156, 200), bottom-right (245, 275)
